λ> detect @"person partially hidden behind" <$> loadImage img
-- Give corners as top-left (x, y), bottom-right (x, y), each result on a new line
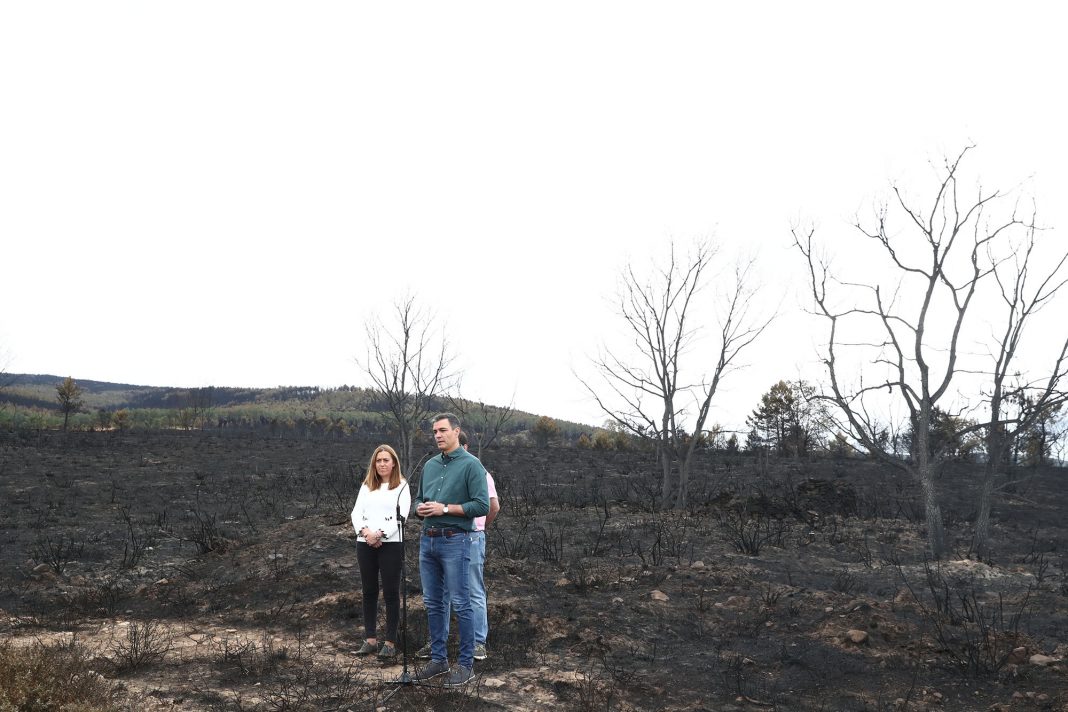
top-left (350, 444), bottom-right (411, 661)
top-left (416, 430), bottom-right (499, 661)
top-left (410, 413), bottom-right (489, 686)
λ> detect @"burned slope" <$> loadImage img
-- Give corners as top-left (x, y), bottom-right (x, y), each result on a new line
top-left (1, 432), bottom-right (1066, 711)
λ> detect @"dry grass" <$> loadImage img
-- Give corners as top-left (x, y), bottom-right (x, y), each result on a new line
top-left (0, 637), bottom-right (118, 711)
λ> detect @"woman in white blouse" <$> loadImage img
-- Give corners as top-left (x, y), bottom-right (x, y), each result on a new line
top-left (350, 444), bottom-right (411, 659)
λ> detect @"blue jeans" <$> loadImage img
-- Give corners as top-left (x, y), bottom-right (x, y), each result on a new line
top-left (420, 530), bottom-right (474, 667)
top-left (470, 531), bottom-right (488, 646)
top-left (440, 530), bottom-right (488, 646)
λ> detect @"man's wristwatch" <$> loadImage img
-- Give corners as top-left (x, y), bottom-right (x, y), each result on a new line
top-left (443, 504), bottom-right (450, 515)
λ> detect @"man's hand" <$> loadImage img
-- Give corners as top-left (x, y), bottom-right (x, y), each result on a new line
top-left (416, 501), bottom-right (444, 517)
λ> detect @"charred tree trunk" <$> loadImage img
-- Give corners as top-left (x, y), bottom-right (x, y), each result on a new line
top-left (913, 418), bottom-right (947, 559)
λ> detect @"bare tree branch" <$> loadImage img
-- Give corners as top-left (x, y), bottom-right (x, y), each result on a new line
top-left (446, 383), bottom-right (518, 459)
top-left (359, 295), bottom-right (456, 473)
top-left (793, 148), bottom-right (1035, 559)
top-left (579, 239), bottom-right (771, 509)
top-left (973, 212), bottom-right (1068, 558)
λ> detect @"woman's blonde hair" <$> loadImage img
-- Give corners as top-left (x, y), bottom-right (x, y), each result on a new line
top-left (363, 444), bottom-right (404, 490)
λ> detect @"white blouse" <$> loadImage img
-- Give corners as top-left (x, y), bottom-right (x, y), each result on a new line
top-left (351, 479), bottom-right (411, 543)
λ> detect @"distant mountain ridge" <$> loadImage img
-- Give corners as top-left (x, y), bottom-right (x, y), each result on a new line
top-left (0, 374), bottom-right (592, 436)
top-left (4, 373), bottom-right (146, 390)
top-left (0, 373), bottom-right (341, 412)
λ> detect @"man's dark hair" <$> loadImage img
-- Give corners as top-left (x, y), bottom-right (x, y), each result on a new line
top-left (432, 412), bottom-right (461, 430)
top-left (458, 431), bottom-right (468, 447)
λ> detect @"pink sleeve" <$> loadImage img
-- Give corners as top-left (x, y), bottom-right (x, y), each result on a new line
top-left (486, 472), bottom-right (498, 499)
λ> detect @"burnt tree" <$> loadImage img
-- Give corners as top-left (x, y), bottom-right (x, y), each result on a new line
top-left (580, 240), bottom-right (770, 509)
top-left (974, 221), bottom-right (1068, 559)
top-left (794, 147), bottom-right (1028, 559)
top-left (360, 295), bottom-right (455, 473)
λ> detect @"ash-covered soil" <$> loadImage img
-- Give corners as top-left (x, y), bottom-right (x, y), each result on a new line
top-left (1, 430), bottom-right (1066, 711)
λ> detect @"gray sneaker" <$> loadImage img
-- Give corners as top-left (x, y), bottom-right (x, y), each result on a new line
top-left (443, 665), bottom-right (474, 687)
top-left (410, 659), bottom-right (449, 682)
top-left (473, 644), bottom-right (488, 661)
top-left (415, 643), bottom-right (432, 659)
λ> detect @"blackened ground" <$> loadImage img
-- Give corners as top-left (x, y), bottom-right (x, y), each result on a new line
top-left (0, 430), bottom-right (1066, 711)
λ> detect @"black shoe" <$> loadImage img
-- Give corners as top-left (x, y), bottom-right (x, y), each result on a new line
top-left (410, 659), bottom-right (450, 682)
top-left (443, 665), bottom-right (474, 687)
top-left (355, 640), bottom-right (377, 655)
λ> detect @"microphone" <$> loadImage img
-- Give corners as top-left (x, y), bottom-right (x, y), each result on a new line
top-left (388, 480), bottom-right (409, 542)
top-left (395, 480), bottom-right (409, 524)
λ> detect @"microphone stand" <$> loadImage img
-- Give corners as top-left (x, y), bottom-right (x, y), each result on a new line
top-left (377, 476), bottom-right (435, 707)
top-left (390, 494), bottom-right (413, 683)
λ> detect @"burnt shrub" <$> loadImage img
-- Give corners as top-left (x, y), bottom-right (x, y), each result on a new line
top-left (760, 584), bottom-right (789, 608)
top-left (581, 500), bottom-right (612, 557)
top-left (555, 658), bottom-right (618, 712)
top-left (72, 575), bottom-right (128, 616)
top-left (715, 508), bottom-right (789, 556)
top-left (110, 619), bottom-right (174, 672)
top-left (536, 524), bottom-right (565, 563)
top-left (492, 510), bottom-right (534, 560)
top-left (211, 630), bottom-right (289, 678)
top-left (157, 581), bottom-right (202, 616)
top-left (178, 508), bottom-right (227, 554)
top-left (631, 515), bottom-right (694, 567)
top-left (832, 570), bottom-right (859, 594)
top-left (119, 506), bottom-right (155, 569)
top-left (30, 534), bottom-right (84, 576)
top-left (566, 558), bottom-right (603, 597)
top-left (896, 561), bottom-right (1033, 677)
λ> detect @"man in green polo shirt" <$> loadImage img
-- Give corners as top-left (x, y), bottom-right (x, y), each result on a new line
top-left (409, 412), bottom-right (489, 686)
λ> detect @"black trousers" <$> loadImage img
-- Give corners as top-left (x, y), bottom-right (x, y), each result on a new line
top-left (356, 541), bottom-right (403, 641)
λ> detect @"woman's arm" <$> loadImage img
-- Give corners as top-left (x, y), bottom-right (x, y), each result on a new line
top-left (351, 484), bottom-right (370, 537)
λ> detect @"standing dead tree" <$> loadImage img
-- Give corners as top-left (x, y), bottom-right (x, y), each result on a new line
top-left (446, 387), bottom-right (517, 459)
top-left (973, 222), bottom-right (1068, 559)
top-left (360, 295), bottom-right (455, 473)
top-left (794, 146), bottom-right (1027, 559)
top-left (674, 260), bottom-right (771, 509)
top-left (579, 240), bottom-right (770, 509)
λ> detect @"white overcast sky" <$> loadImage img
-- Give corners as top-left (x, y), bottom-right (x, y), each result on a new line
top-left (2, 2), bottom-right (1067, 430)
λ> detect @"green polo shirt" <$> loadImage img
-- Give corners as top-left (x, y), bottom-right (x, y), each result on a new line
top-left (413, 446), bottom-right (490, 531)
